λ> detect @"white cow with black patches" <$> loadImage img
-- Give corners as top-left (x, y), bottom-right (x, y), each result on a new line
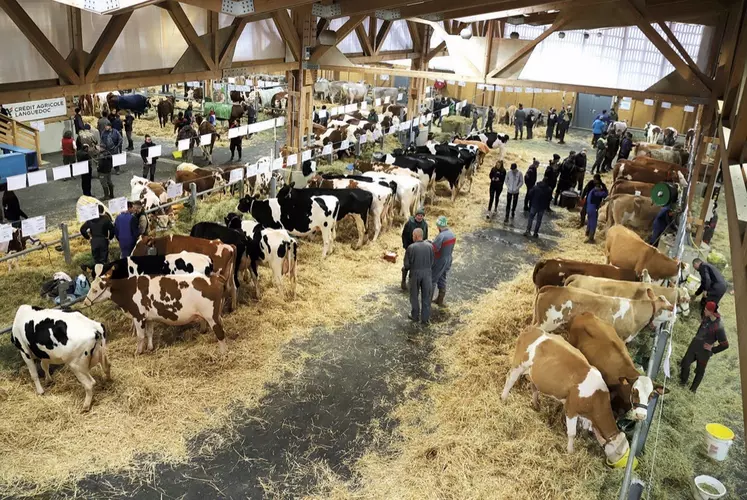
top-left (11, 305), bottom-right (110, 412)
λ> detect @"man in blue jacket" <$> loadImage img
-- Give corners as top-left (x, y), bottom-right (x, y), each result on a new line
top-left (591, 117), bottom-right (606, 146)
top-left (113, 202), bottom-right (137, 257)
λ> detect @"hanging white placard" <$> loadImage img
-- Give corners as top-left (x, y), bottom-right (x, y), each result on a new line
top-left (505, 86), bottom-right (514, 92)
top-left (227, 77), bottom-right (236, 84)
top-left (200, 134), bottom-right (212, 146)
top-left (477, 84), bottom-right (485, 90)
top-left (361, 101), bottom-right (368, 111)
top-left (52, 165), bottom-right (71, 180)
top-left (380, 74), bottom-right (389, 81)
top-left (228, 127), bottom-right (240, 139)
top-left (397, 93), bottom-right (404, 101)
top-left (458, 81), bottom-right (466, 87)
top-left (6, 174), bottom-right (26, 191)
top-left (441, 107), bottom-right (449, 117)
top-left (229, 168), bottom-right (243, 184)
top-left (339, 140), bottom-right (349, 151)
top-left (495, 85), bottom-right (503, 91)
top-left (359, 134), bottom-right (368, 144)
top-left (384, 96), bottom-right (391, 104)
top-left (0, 224), bottom-right (13, 243)
top-left (148, 145), bottom-right (162, 157)
top-left (287, 153), bottom-right (298, 166)
top-left (112, 152), bottom-right (127, 167)
top-left (245, 164), bottom-right (258, 177)
top-left (446, 80), bottom-right (455, 85)
top-left (373, 129), bottom-right (382, 140)
top-left (661, 101), bottom-right (672, 109)
top-left (388, 124), bottom-right (398, 134)
top-left (413, 117), bottom-right (420, 126)
top-left (486, 85), bottom-right (495, 91)
top-left (684, 105), bottom-right (695, 113)
top-left (346, 104), bottom-right (357, 113)
top-left (302, 150), bottom-right (312, 161)
top-left (27, 170), bottom-right (47, 187)
top-left (177, 139), bottom-right (190, 151)
top-left (71, 161), bottom-right (89, 176)
top-left (21, 216), bottom-right (45, 237)
top-left (644, 99), bottom-right (654, 106)
top-left (401, 120), bottom-right (411, 130)
top-left (276, 117), bottom-right (285, 127)
top-left (108, 197), bottom-right (127, 214)
top-left (322, 144), bottom-right (333, 155)
top-left (167, 182), bottom-right (183, 198)
top-left (258, 162), bottom-right (270, 175)
top-left (272, 157), bottom-right (284, 170)
top-left (78, 204), bottom-right (99, 222)
top-left (619, 100), bottom-right (631, 110)
top-left (318, 109), bottom-right (328, 118)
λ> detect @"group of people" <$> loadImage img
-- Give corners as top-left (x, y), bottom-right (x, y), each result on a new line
top-left (471, 105), bottom-right (496, 133)
top-left (401, 210), bottom-right (456, 325)
top-left (590, 112), bottom-right (634, 175)
top-left (79, 201), bottom-right (148, 265)
top-left (512, 104), bottom-right (573, 144)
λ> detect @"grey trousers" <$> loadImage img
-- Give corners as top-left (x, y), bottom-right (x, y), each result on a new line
top-left (409, 270), bottom-right (432, 322)
top-left (99, 172), bottom-right (113, 198)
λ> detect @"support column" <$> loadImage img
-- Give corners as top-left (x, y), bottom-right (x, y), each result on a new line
top-left (286, 6), bottom-right (315, 153)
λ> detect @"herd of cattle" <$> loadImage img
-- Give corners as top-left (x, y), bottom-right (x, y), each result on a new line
top-left (9, 130), bottom-right (507, 412)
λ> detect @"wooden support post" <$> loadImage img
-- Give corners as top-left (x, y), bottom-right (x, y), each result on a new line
top-left (286, 6), bottom-right (315, 152)
top-left (67, 6), bottom-right (84, 81)
top-left (694, 147), bottom-right (721, 246)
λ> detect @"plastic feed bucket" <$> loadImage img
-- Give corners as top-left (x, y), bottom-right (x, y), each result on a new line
top-left (691, 475), bottom-right (726, 499)
top-left (605, 448), bottom-right (638, 470)
top-left (173, 151), bottom-right (183, 159)
top-left (705, 423), bottom-right (734, 461)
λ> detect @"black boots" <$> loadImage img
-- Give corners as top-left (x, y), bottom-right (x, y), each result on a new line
top-left (401, 270), bottom-right (407, 291)
top-left (433, 288), bottom-right (446, 306)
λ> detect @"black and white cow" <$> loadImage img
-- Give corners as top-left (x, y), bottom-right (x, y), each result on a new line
top-left (407, 142), bottom-right (480, 192)
top-left (190, 222), bottom-right (247, 290)
top-left (375, 152), bottom-right (437, 203)
top-left (92, 252), bottom-right (214, 280)
top-left (225, 213), bottom-right (298, 298)
top-left (466, 132), bottom-right (509, 161)
top-left (11, 305), bottom-right (110, 411)
top-left (237, 190), bottom-right (340, 258)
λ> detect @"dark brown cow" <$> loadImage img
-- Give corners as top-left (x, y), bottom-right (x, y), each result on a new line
top-left (230, 103), bottom-right (246, 124)
top-left (197, 116), bottom-right (220, 163)
top-left (192, 87), bottom-right (204, 101)
top-left (532, 259), bottom-right (639, 290)
top-left (229, 90), bottom-right (245, 103)
top-left (612, 158), bottom-right (686, 184)
top-left (175, 167), bottom-right (226, 194)
top-left (609, 180), bottom-right (656, 197)
top-left (157, 96), bottom-right (175, 128)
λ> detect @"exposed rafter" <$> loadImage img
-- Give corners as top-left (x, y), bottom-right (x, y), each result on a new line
top-left (356, 24), bottom-right (374, 56)
top-left (67, 6), bottom-right (84, 80)
top-left (375, 20), bottom-right (393, 54)
top-left (272, 9), bottom-right (302, 61)
top-left (656, 20), bottom-right (713, 91)
top-left (85, 12), bottom-right (133, 83)
top-left (164, 1), bottom-right (216, 71)
top-left (316, 17), bottom-right (330, 39)
top-left (487, 15), bottom-right (568, 78)
top-left (426, 41), bottom-right (447, 62)
top-left (335, 15), bottom-right (366, 43)
top-left (407, 20), bottom-right (423, 53)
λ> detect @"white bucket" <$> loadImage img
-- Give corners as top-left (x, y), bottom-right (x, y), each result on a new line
top-left (705, 423), bottom-right (734, 462)
top-left (691, 475), bottom-right (726, 499)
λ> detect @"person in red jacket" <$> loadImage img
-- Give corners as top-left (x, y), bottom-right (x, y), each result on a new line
top-left (61, 130), bottom-right (76, 166)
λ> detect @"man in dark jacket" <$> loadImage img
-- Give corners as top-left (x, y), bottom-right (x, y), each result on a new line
top-left (97, 112), bottom-right (109, 136)
top-left (693, 258), bottom-right (728, 316)
top-left (404, 228), bottom-right (434, 324)
top-left (176, 123), bottom-right (198, 164)
top-left (591, 134), bottom-right (607, 174)
top-left (579, 174), bottom-right (606, 227)
top-left (114, 202), bottom-right (137, 258)
top-left (401, 207), bottom-right (428, 290)
top-left (554, 152), bottom-right (577, 205)
top-left (680, 301), bottom-right (728, 393)
top-left (524, 178), bottom-right (553, 238)
top-left (618, 132), bottom-right (634, 160)
top-left (80, 205), bottom-right (115, 264)
top-left (140, 135), bottom-right (158, 181)
top-left (75, 136), bottom-right (93, 197)
top-left (132, 200), bottom-right (148, 238)
top-left (523, 158), bottom-right (539, 211)
top-left (602, 130), bottom-right (620, 172)
top-left (124, 110), bottom-right (135, 151)
top-left (486, 106), bottom-right (495, 133)
top-left (73, 107), bottom-right (85, 135)
top-left (545, 108), bottom-right (557, 142)
top-left (526, 111), bottom-right (535, 139)
top-left (514, 104), bottom-right (526, 140)
top-left (574, 149), bottom-right (587, 191)
top-left (488, 161), bottom-right (507, 216)
top-left (649, 206), bottom-right (675, 247)
top-left (99, 123), bottom-right (121, 198)
top-left (584, 179), bottom-right (608, 243)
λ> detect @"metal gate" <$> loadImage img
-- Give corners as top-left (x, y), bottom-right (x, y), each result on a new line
top-left (574, 93), bottom-right (614, 130)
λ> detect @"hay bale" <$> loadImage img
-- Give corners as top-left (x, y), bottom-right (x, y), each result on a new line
top-left (440, 116), bottom-right (470, 134)
top-left (431, 131), bottom-right (452, 143)
top-left (707, 250), bottom-right (727, 270)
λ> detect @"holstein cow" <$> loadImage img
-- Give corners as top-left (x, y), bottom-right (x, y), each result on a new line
top-left (685, 128), bottom-right (695, 149)
top-left (132, 235), bottom-right (237, 311)
top-left (399, 148), bottom-right (470, 202)
top-left (373, 153), bottom-right (436, 204)
top-left (92, 252), bottom-right (214, 280)
top-left (608, 180), bottom-right (656, 198)
top-left (533, 286), bottom-right (674, 342)
top-left (237, 191), bottom-right (340, 258)
top-left (465, 132), bottom-right (509, 161)
top-left (532, 259), bottom-right (640, 290)
top-left (360, 169), bottom-right (422, 218)
top-left (225, 213), bottom-right (298, 298)
top-left (602, 194), bottom-right (662, 234)
top-left (502, 326), bottom-right (630, 463)
top-left (568, 313), bottom-right (666, 419)
top-left (564, 275), bottom-right (691, 317)
top-left (605, 225), bottom-right (685, 281)
top-left (644, 122), bottom-right (662, 144)
top-left (11, 305), bottom-right (110, 412)
top-left (85, 274), bottom-right (228, 355)
top-left (157, 96), bottom-right (175, 128)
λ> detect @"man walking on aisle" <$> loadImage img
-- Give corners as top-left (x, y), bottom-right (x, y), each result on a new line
top-left (504, 163), bottom-right (523, 223)
top-left (403, 228), bottom-right (434, 325)
top-left (401, 207), bottom-right (429, 290)
top-left (680, 301), bottom-right (729, 393)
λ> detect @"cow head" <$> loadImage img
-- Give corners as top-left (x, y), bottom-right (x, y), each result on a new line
top-left (618, 375), bottom-right (668, 421)
top-left (647, 288), bottom-right (675, 327)
top-left (676, 287), bottom-right (691, 316)
top-left (224, 212), bottom-right (242, 229)
top-left (85, 274), bottom-right (112, 306)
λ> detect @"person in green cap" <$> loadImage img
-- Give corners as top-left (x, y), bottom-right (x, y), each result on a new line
top-left (401, 207), bottom-right (429, 290)
top-left (430, 216), bottom-right (456, 307)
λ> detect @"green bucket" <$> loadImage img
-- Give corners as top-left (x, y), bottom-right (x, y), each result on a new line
top-left (651, 182), bottom-right (678, 207)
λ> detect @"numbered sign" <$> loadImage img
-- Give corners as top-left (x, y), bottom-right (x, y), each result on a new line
top-left (200, 134), bottom-right (212, 146)
top-left (339, 140), bottom-right (349, 151)
top-left (397, 93), bottom-right (404, 101)
top-left (148, 145), bottom-right (162, 157)
top-left (318, 110), bottom-right (327, 118)
top-left (287, 153), bottom-right (298, 166)
top-left (345, 104), bottom-right (357, 113)
top-left (52, 165), bottom-right (71, 180)
top-left (71, 161), bottom-right (89, 176)
top-left (78, 204), bottom-right (99, 222)
top-left (361, 101), bottom-right (368, 111)
top-left (446, 80), bottom-right (455, 85)
top-left (22, 216), bottom-right (46, 237)
top-left (27, 170), bottom-right (47, 187)
top-left (228, 127), bottom-right (241, 139)
top-left (302, 150), bottom-right (312, 162)
top-left (375, 98), bottom-right (381, 106)
top-left (6, 174), bottom-right (26, 191)
top-left (272, 157), bottom-right (283, 170)
top-left (477, 84), bottom-right (485, 90)
top-left (177, 139), bottom-right (190, 151)
top-left (644, 99), bottom-right (654, 106)
top-left (684, 105), bottom-right (695, 113)
top-left (322, 144), bottom-right (333, 155)
top-left (108, 197), bottom-right (128, 214)
top-left (167, 182), bottom-right (183, 198)
top-left (661, 102), bottom-right (672, 109)
top-left (384, 96), bottom-right (391, 104)
top-left (276, 117), bottom-right (285, 127)
top-left (112, 152), bottom-right (127, 167)
top-left (246, 164), bottom-right (258, 177)
top-left (0, 224), bottom-right (13, 243)
top-left (359, 134), bottom-right (368, 144)
top-left (441, 107), bottom-right (449, 117)
top-left (413, 118), bottom-right (420, 126)
top-left (229, 168), bottom-right (243, 184)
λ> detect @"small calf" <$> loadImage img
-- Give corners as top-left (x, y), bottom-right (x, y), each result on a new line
top-left (11, 305), bottom-right (110, 412)
top-left (502, 326), bottom-right (629, 463)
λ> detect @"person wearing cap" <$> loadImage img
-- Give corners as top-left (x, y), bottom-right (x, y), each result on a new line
top-left (649, 205), bottom-right (675, 247)
top-left (430, 216), bottom-right (456, 307)
top-left (584, 178), bottom-right (608, 243)
top-left (131, 200), bottom-right (149, 238)
top-left (618, 131), bottom-right (634, 160)
top-left (504, 163), bottom-right (523, 223)
top-left (574, 149), bottom-right (588, 191)
top-left (693, 258), bottom-right (728, 317)
top-left (524, 177), bottom-right (553, 238)
top-left (680, 301), bottom-right (728, 393)
top-left (579, 174), bottom-right (606, 228)
top-left (80, 205), bottom-right (115, 265)
top-left (401, 207), bottom-right (429, 290)
top-left (403, 227), bottom-right (434, 324)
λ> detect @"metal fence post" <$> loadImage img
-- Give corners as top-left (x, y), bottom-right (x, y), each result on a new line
top-left (189, 182), bottom-right (198, 213)
top-left (355, 140), bottom-right (361, 157)
top-left (60, 222), bottom-right (72, 265)
top-left (57, 280), bottom-right (68, 306)
top-left (270, 177), bottom-right (277, 198)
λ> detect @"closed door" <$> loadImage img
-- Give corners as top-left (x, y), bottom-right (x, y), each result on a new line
top-left (393, 76), bottom-right (409, 103)
top-left (574, 93), bottom-right (613, 130)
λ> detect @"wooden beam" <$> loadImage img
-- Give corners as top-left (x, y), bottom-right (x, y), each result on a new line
top-left (426, 41), bottom-right (447, 62)
top-left (219, 17), bottom-right (250, 68)
top-left (0, 0), bottom-right (80, 84)
top-left (356, 24), bottom-right (374, 57)
top-left (487, 16), bottom-right (568, 78)
top-left (375, 20), bottom-right (393, 54)
top-left (177, 0), bottom-right (316, 15)
top-left (336, 15), bottom-right (366, 43)
top-left (209, 10), bottom-right (219, 66)
top-left (272, 9), bottom-right (302, 62)
top-left (483, 19), bottom-right (495, 79)
top-left (316, 18), bottom-right (330, 39)
top-left (407, 21), bottom-right (423, 53)
top-left (84, 12), bottom-right (132, 83)
top-left (441, 0), bottom-right (611, 20)
top-left (165, 1), bottom-right (216, 71)
top-left (348, 50), bottom-right (447, 64)
top-left (656, 21), bottom-right (714, 92)
top-left (67, 6), bottom-right (84, 80)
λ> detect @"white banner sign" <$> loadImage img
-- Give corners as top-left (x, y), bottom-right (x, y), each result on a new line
top-left (246, 164), bottom-right (258, 177)
top-left (78, 204), bottom-right (99, 222)
top-left (167, 182), bottom-right (183, 199)
top-left (684, 105), bottom-right (695, 113)
top-left (458, 81), bottom-right (466, 87)
top-left (322, 144), bottom-right (333, 155)
top-left (380, 74), bottom-right (389, 81)
top-left (27, 170), bottom-right (47, 187)
top-left (287, 153), bottom-right (297, 166)
top-left (345, 104), bottom-right (357, 113)
top-left (401, 120), bottom-right (411, 129)
top-left (441, 107), bottom-right (449, 117)
top-left (0, 224), bottom-right (13, 243)
top-left (661, 101), bottom-right (672, 109)
top-left (6, 174), bottom-right (26, 191)
top-left (477, 84), bottom-right (485, 90)
top-left (229, 168), bottom-right (243, 184)
top-left (71, 161), bottom-right (89, 176)
top-left (272, 157), bottom-right (283, 170)
top-left (148, 145), bottom-right (162, 157)
top-left (302, 150), bottom-right (312, 162)
top-left (486, 85), bottom-right (495, 91)
top-left (228, 127), bottom-right (241, 139)
top-left (644, 99), bottom-right (655, 106)
top-left (112, 152), bottom-right (127, 167)
top-left (238, 125), bottom-right (248, 135)
top-left (21, 216), bottom-right (45, 237)
top-left (375, 98), bottom-right (381, 106)
top-left (200, 134), bottom-right (212, 146)
top-left (6, 97), bottom-right (66, 121)
top-left (339, 139), bottom-right (349, 151)
top-left (505, 86), bottom-right (514, 92)
top-left (108, 197), bottom-right (128, 214)
top-left (177, 139), bottom-right (190, 151)
top-left (276, 117), bottom-right (285, 127)
top-left (52, 165), bottom-right (71, 180)
top-left (619, 100), bottom-right (631, 110)
top-left (446, 80), bottom-right (455, 85)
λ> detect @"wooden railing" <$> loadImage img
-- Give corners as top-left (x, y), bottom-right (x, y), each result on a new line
top-left (0, 113), bottom-right (42, 166)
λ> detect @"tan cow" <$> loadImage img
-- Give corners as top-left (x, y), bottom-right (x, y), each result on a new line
top-left (637, 145), bottom-right (688, 165)
top-left (603, 194), bottom-right (661, 233)
top-left (613, 160), bottom-right (686, 185)
top-left (564, 274), bottom-right (691, 316)
top-left (502, 326), bottom-right (630, 462)
top-left (533, 286), bottom-right (674, 342)
top-left (507, 105), bottom-right (517, 125)
top-left (568, 313), bottom-right (666, 420)
top-left (608, 180), bottom-right (656, 197)
top-left (605, 225), bottom-right (684, 280)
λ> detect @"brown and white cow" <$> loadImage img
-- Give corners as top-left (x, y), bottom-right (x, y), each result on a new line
top-left (502, 326), bottom-right (630, 462)
top-left (637, 145), bottom-right (688, 166)
top-left (132, 235), bottom-right (237, 311)
top-left (605, 225), bottom-right (685, 281)
top-left (85, 274), bottom-right (228, 355)
top-left (608, 180), bottom-right (656, 198)
top-left (564, 275), bottom-right (691, 316)
top-left (533, 286), bottom-right (674, 342)
top-left (175, 166), bottom-right (227, 194)
top-left (613, 159), bottom-right (686, 185)
top-left (602, 194), bottom-right (661, 234)
top-left (532, 259), bottom-right (640, 290)
top-left (567, 313), bottom-right (666, 420)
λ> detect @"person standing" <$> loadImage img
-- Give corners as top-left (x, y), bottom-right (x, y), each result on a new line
top-left (97, 112), bottom-right (109, 136)
top-left (229, 120), bottom-right (243, 162)
top-left (114, 202), bottom-right (137, 258)
top-left (608, 108), bottom-right (618, 123)
top-left (80, 205), bottom-right (115, 265)
top-left (184, 103), bottom-right (194, 124)
top-left (602, 130), bottom-right (620, 172)
top-left (649, 205), bottom-right (674, 247)
top-left (403, 228), bottom-right (434, 324)
top-left (544, 154), bottom-right (561, 197)
top-left (555, 107), bottom-right (566, 140)
top-left (703, 203), bottom-right (718, 245)
top-left (73, 107), bottom-right (85, 135)
top-left (75, 136), bottom-right (93, 197)
top-left (504, 163), bottom-right (523, 223)
top-left (524, 177), bottom-right (553, 238)
top-left (124, 110), bottom-right (134, 151)
top-left (514, 104), bottom-right (526, 140)
top-left (140, 135), bottom-right (158, 181)
top-left (108, 113), bottom-right (123, 174)
top-left (132, 200), bottom-right (148, 239)
top-left (471, 107), bottom-right (479, 132)
top-left (99, 122), bottom-right (121, 198)
top-left (591, 134), bottom-right (607, 174)
top-left (526, 111), bottom-right (534, 140)
top-left (208, 110), bottom-right (216, 126)
top-left (557, 107), bottom-right (571, 144)
top-left (554, 152), bottom-right (577, 205)
top-left (619, 131), bottom-right (634, 160)
top-left (487, 161), bottom-right (507, 217)
top-left (597, 109), bottom-right (611, 124)
top-left (486, 106), bottom-right (495, 133)
top-left (693, 258), bottom-right (728, 316)
top-left (591, 116), bottom-right (606, 146)
top-left (545, 107), bottom-right (557, 142)
top-left (61, 130), bottom-right (76, 168)
top-left (0, 104), bottom-right (9, 117)
top-left (431, 216), bottom-right (455, 307)
top-left (584, 179), bottom-right (608, 243)
top-left (680, 302), bottom-right (729, 393)
top-left (401, 207), bottom-right (429, 290)
top-left (523, 158), bottom-right (539, 211)
top-left (579, 174), bottom-right (605, 228)
top-left (176, 122), bottom-right (198, 164)
top-left (575, 149), bottom-right (587, 191)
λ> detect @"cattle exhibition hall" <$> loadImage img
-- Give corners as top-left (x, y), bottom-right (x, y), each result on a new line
top-left (1, 0), bottom-right (747, 498)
